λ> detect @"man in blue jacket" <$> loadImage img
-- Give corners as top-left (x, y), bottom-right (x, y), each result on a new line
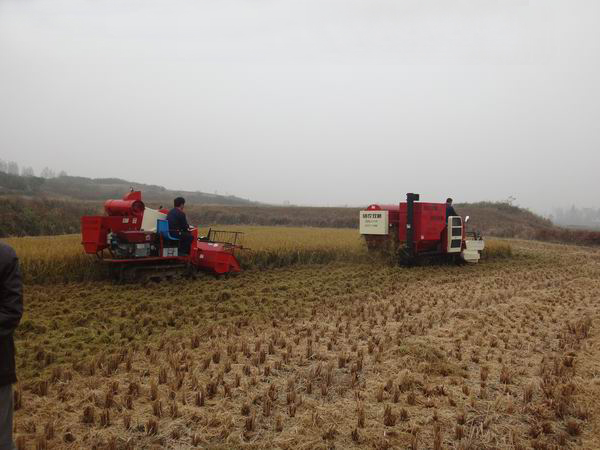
top-left (0, 243), bottom-right (23, 450)
top-left (167, 197), bottom-right (194, 255)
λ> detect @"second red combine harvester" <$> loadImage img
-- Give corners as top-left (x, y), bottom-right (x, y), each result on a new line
top-left (360, 193), bottom-right (484, 264)
top-left (81, 190), bottom-right (243, 281)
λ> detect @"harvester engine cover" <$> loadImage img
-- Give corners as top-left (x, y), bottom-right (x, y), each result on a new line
top-left (109, 231), bottom-right (157, 259)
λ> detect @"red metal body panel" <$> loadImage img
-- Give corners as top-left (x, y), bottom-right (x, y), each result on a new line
top-left (193, 242), bottom-right (241, 275)
top-left (81, 215), bottom-right (142, 253)
top-left (397, 202), bottom-right (446, 253)
top-left (81, 217), bottom-right (105, 254)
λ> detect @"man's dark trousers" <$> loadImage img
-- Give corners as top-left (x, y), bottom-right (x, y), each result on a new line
top-left (0, 384), bottom-right (14, 450)
top-left (178, 231), bottom-right (194, 255)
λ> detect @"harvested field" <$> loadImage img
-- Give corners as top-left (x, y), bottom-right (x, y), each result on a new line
top-left (8, 231), bottom-right (600, 449)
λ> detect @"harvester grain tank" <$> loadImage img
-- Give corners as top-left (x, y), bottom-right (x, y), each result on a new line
top-left (359, 193), bottom-right (484, 263)
top-left (81, 190), bottom-right (243, 281)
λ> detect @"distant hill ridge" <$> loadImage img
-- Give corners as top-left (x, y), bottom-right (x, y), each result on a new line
top-left (0, 171), bottom-right (256, 205)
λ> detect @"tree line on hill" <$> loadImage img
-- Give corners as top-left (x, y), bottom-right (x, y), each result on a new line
top-left (0, 159), bottom-right (65, 179)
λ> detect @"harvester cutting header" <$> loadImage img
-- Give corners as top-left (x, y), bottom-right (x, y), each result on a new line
top-left (81, 190), bottom-right (243, 281)
top-left (360, 193), bottom-right (484, 264)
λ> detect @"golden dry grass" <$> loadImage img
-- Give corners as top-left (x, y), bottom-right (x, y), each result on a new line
top-left (2, 234), bottom-right (98, 283)
top-left (3, 226), bottom-right (510, 283)
top-left (481, 239), bottom-right (512, 259)
top-left (3, 226), bottom-right (367, 283)
top-left (199, 225), bottom-right (363, 252)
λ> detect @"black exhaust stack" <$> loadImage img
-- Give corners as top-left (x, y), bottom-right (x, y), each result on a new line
top-left (406, 193), bottom-right (420, 259)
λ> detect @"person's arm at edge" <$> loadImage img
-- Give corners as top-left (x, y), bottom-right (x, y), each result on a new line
top-left (0, 247), bottom-right (23, 336)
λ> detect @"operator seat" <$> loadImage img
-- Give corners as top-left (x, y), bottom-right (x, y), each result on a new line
top-left (157, 219), bottom-right (179, 244)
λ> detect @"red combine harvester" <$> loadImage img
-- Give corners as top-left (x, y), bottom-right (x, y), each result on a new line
top-left (360, 193), bottom-right (484, 264)
top-left (81, 190), bottom-right (243, 281)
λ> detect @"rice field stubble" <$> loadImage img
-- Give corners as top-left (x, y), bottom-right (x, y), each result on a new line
top-left (7, 229), bottom-right (600, 449)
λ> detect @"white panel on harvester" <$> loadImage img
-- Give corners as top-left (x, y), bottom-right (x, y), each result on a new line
top-left (359, 210), bottom-right (389, 235)
top-left (141, 207), bottom-right (167, 232)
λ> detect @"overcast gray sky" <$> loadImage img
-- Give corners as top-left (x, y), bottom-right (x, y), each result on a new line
top-left (1, 0), bottom-right (599, 212)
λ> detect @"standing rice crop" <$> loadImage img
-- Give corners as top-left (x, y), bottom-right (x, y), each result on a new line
top-left (3, 227), bottom-right (510, 283)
